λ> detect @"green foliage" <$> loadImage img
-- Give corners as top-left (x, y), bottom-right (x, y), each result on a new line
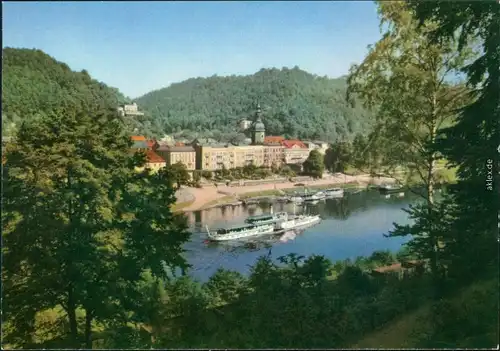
top-left (408, 0), bottom-right (500, 288)
top-left (135, 67), bottom-right (375, 142)
top-left (1, 48), bottom-right (158, 138)
top-left (303, 149), bottom-right (325, 178)
top-left (203, 268), bottom-right (248, 307)
top-left (166, 161), bottom-right (190, 189)
top-left (2, 94), bottom-right (190, 347)
top-left (201, 170), bottom-right (213, 180)
top-left (347, 1), bottom-right (477, 297)
top-left (324, 141), bottom-right (352, 173)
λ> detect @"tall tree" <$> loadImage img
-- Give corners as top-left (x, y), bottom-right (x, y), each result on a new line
top-left (346, 1), bottom-right (475, 295)
top-left (2, 105), bottom-right (191, 348)
top-left (324, 141), bottom-right (351, 173)
top-left (407, 0), bottom-right (500, 284)
top-left (303, 150), bottom-right (325, 179)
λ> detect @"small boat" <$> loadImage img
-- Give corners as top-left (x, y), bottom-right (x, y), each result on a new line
top-left (302, 193), bottom-right (323, 201)
top-left (302, 188), bottom-right (325, 201)
top-left (379, 183), bottom-right (404, 194)
top-left (324, 188), bottom-right (344, 197)
top-left (244, 211), bottom-right (288, 226)
top-left (277, 214), bottom-right (321, 230)
top-left (206, 223), bottom-right (275, 241)
top-left (288, 196), bottom-right (305, 203)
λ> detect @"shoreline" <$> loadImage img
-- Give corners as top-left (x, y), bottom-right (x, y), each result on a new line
top-left (176, 173), bottom-right (397, 212)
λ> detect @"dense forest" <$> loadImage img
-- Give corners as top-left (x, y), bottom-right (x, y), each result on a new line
top-left (136, 67), bottom-right (375, 142)
top-left (1, 48), bottom-right (158, 138)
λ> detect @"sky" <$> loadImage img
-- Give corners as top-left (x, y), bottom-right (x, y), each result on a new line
top-left (3, 1), bottom-right (382, 98)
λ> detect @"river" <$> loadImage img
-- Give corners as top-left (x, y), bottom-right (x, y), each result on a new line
top-left (182, 189), bottom-right (419, 282)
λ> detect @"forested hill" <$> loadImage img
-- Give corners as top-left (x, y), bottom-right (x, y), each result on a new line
top-left (2, 48), bottom-right (134, 137)
top-left (136, 67), bottom-right (374, 142)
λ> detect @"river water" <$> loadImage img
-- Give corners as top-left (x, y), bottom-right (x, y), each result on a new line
top-left (182, 189), bottom-right (418, 282)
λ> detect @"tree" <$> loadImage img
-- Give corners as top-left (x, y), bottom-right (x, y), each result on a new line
top-left (346, 1), bottom-right (475, 297)
top-left (203, 268), bottom-right (248, 307)
top-left (324, 142), bottom-right (351, 173)
top-left (2, 105), bottom-right (191, 348)
top-left (168, 161), bottom-right (190, 189)
top-left (303, 150), bottom-right (325, 178)
top-left (408, 0), bottom-right (500, 286)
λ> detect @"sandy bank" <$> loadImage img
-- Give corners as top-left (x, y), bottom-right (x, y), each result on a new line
top-left (178, 173), bottom-right (395, 212)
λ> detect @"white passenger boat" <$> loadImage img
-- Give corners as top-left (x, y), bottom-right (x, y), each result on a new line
top-left (302, 188), bottom-right (325, 201)
top-left (277, 214), bottom-right (321, 230)
top-left (324, 187), bottom-right (344, 197)
top-left (289, 195), bottom-right (305, 203)
top-left (302, 193), bottom-right (323, 201)
top-left (206, 223), bottom-right (275, 241)
top-left (245, 211), bottom-right (288, 226)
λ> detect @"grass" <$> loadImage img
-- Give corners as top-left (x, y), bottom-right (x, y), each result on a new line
top-left (352, 278), bottom-right (498, 349)
top-left (238, 189), bottom-right (284, 199)
top-left (199, 195), bottom-right (237, 210)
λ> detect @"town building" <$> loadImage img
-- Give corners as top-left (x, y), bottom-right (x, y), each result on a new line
top-left (239, 119), bottom-right (253, 131)
top-left (156, 145), bottom-right (196, 170)
top-left (263, 136), bottom-right (285, 168)
top-left (118, 102), bottom-right (145, 117)
top-left (134, 150), bottom-right (166, 173)
top-left (281, 139), bottom-right (310, 164)
top-left (130, 136), bottom-right (148, 151)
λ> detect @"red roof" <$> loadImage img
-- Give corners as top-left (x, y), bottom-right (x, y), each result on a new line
top-left (131, 135), bottom-right (146, 141)
top-left (146, 150), bottom-right (166, 164)
top-left (264, 136), bottom-right (285, 144)
top-left (146, 140), bottom-right (158, 149)
top-left (281, 139), bottom-right (307, 149)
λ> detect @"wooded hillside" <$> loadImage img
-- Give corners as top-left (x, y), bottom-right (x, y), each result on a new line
top-left (1, 48), bottom-right (147, 137)
top-left (136, 67), bottom-right (374, 142)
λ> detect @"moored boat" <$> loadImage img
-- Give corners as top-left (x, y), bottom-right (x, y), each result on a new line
top-left (379, 183), bottom-right (404, 194)
top-left (288, 195), bottom-right (305, 203)
top-left (276, 214), bottom-right (321, 230)
top-left (324, 187), bottom-right (344, 197)
top-left (206, 223), bottom-right (275, 241)
top-left (244, 211), bottom-right (288, 226)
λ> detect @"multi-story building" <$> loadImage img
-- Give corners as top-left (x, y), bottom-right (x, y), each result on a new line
top-left (263, 136), bottom-right (285, 168)
top-left (118, 102), bottom-right (145, 117)
top-left (282, 139), bottom-right (310, 164)
top-left (156, 145), bottom-right (196, 170)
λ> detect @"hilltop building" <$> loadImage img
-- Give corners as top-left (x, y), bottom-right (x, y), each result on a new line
top-left (118, 102), bottom-right (145, 117)
top-left (239, 119), bottom-right (253, 131)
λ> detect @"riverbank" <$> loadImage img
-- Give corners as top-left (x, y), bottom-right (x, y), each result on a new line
top-left (177, 173), bottom-right (396, 212)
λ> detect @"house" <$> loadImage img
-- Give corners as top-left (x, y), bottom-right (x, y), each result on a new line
top-left (264, 136), bottom-right (285, 145)
top-left (156, 145), bottom-right (196, 171)
top-left (281, 139), bottom-right (310, 165)
top-left (118, 102), bottom-right (145, 117)
top-left (135, 150), bottom-right (166, 173)
top-left (130, 136), bottom-right (149, 151)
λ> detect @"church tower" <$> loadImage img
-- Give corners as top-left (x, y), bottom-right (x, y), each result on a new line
top-left (251, 103), bottom-right (266, 145)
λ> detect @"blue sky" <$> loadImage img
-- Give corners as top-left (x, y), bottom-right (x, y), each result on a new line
top-left (3, 1), bottom-right (382, 98)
